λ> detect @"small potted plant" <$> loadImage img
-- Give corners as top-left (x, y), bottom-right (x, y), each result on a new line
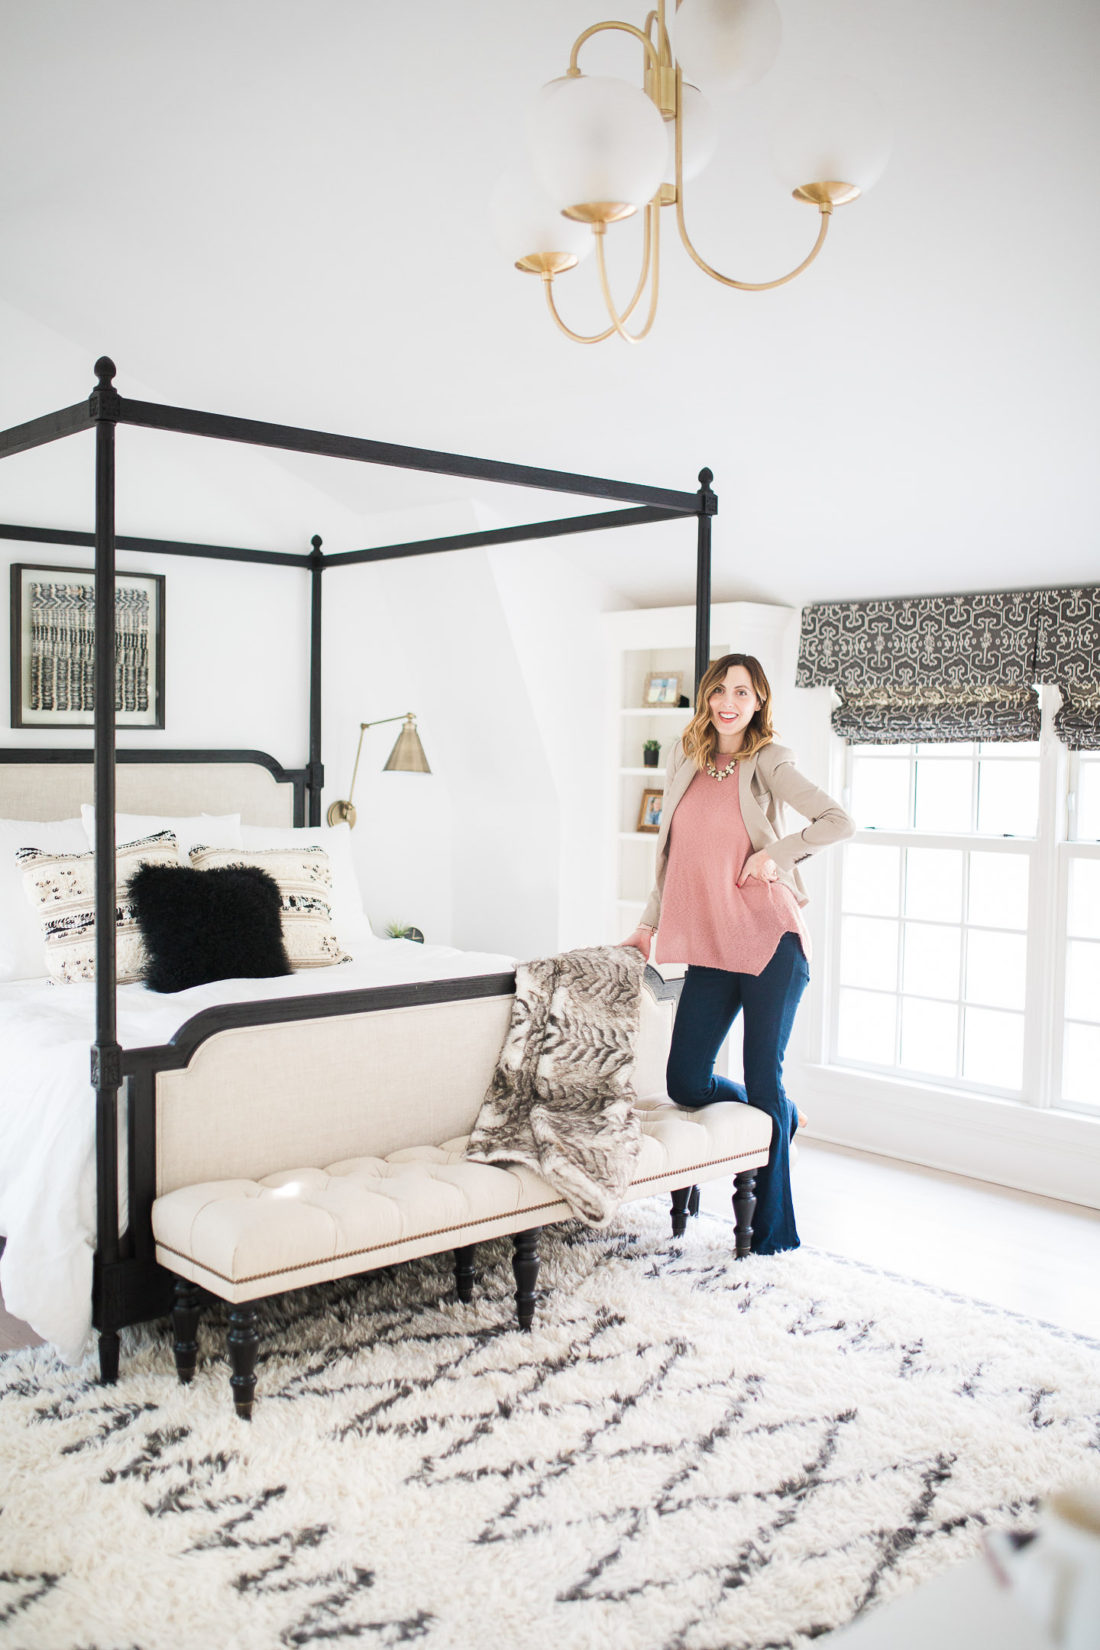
top-left (386, 921), bottom-right (424, 943)
top-left (643, 739), bottom-right (660, 768)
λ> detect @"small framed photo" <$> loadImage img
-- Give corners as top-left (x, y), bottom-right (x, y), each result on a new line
top-left (637, 788), bottom-right (664, 833)
top-left (10, 564), bottom-right (165, 729)
top-left (643, 670), bottom-right (683, 707)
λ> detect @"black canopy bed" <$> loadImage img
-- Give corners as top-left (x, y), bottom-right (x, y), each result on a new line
top-left (0, 358), bottom-right (718, 1384)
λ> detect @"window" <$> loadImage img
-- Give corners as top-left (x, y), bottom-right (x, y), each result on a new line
top-left (1064, 752), bottom-right (1100, 1108)
top-left (828, 704), bottom-right (1099, 1115)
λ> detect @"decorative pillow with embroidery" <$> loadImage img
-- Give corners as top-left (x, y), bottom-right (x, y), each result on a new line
top-left (188, 845), bottom-right (351, 969)
top-left (17, 831), bottom-right (181, 985)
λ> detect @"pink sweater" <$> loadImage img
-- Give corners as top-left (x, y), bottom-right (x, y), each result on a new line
top-left (655, 768), bottom-right (810, 975)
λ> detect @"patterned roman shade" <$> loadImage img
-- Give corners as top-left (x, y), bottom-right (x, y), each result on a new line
top-left (797, 585), bottom-right (1100, 747)
top-left (1035, 587), bottom-right (1100, 752)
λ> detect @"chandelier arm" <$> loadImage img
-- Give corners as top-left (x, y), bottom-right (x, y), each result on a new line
top-left (568, 20), bottom-right (660, 77)
top-left (541, 206), bottom-right (655, 345)
top-left (673, 64), bottom-right (832, 291)
top-left (675, 198), bottom-right (833, 291)
top-left (594, 199), bottom-right (661, 344)
top-left (543, 278), bottom-right (620, 345)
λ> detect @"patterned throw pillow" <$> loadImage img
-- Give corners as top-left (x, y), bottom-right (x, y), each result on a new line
top-left (188, 845), bottom-right (351, 969)
top-left (17, 831), bottom-right (181, 985)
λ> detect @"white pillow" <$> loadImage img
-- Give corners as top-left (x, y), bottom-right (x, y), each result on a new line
top-left (82, 806), bottom-right (241, 860)
top-left (238, 823), bottom-right (364, 937)
top-left (0, 816), bottom-right (89, 981)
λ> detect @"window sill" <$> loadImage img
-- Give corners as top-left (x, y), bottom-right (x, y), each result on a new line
top-left (788, 1058), bottom-right (1100, 1209)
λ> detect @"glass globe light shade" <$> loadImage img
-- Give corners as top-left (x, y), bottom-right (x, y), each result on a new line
top-left (527, 74), bottom-right (669, 219)
top-left (490, 168), bottom-right (593, 271)
top-left (666, 83), bottom-right (718, 182)
top-left (672, 0), bottom-right (782, 94)
top-left (768, 76), bottom-right (892, 198)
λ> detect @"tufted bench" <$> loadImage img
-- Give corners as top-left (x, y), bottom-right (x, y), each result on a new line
top-left (153, 1097), bottom-right (772, 1417)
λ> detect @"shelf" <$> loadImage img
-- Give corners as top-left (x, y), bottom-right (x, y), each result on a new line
top-left (619, 831), bottom-right (660, 841)
top-left (621, 707), bottom-right (689, 718)
top-left (620, 766), bottom-right (664, 777)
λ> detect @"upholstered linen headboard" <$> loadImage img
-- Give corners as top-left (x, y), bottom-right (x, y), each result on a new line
top-left (0, 750), bottom-right (303, 827)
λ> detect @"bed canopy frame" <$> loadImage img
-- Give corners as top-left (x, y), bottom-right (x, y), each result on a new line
top-left (0, 356), bottom-right (716, 1377)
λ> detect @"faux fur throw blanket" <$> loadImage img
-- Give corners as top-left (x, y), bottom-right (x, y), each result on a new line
top-left (465, 945), bottom-right (646, 1226)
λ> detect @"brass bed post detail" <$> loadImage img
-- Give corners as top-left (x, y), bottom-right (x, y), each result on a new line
top-left (90, 356), bottom-right (123, 1386)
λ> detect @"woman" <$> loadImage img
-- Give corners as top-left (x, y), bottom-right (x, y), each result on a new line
top-left (621, 654), bottom-right (853, 1255)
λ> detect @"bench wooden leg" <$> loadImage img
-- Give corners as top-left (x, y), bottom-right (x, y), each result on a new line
top-left (171, 1278), bottom-right (202, 1384)
top-left (98, 1330), bottom-right (120, 1386)
top-left (512, 1229), bottom-right (540, 1331)
top-left (732, 1170), bottom-right (757, 1258)
top-left (453, 1245), bottom-right (476, 1303)
top-left (227, 1305), bottom-right (260, 1420)
top-left (670, 1183), bottom-right (702, 1237)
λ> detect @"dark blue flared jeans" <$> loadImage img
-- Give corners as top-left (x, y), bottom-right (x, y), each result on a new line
top-left (665, 932), bottom-right (809, 1255)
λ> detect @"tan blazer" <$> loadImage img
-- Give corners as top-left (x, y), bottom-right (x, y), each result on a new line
top-left (639, 739), bottom-right (854, 930)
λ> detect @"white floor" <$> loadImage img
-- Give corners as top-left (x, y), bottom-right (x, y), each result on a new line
top-left (3, 1141), bottom-right (1099, 1353)
top-left (700, 1138), bottom-right (1100, 1340)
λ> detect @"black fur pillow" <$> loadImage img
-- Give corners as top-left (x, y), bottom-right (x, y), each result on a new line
top-left (128, 863), bottom-right (291, 993)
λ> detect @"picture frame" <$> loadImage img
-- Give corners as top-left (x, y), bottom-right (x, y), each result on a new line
top-left (10, 564), bottom-right (166, 729)
top-left (637, 788), bottom-right (664, 833)
top-left (643, 669), bottom-right (683, 707)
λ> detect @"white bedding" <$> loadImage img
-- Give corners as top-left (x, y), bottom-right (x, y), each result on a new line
top-left (0, 920), bottom-right (515, 1365)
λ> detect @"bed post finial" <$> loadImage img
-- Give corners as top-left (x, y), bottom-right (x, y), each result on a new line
top-left (698, 467), bottom-right (713, 490)
top-left (310, 534), bottom-right (323, 555)
top-left (94, 357), bottom-right (117, 387)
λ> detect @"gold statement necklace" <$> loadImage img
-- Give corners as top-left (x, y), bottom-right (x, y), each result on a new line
top-left (704, 751), bottom-right (739, 781)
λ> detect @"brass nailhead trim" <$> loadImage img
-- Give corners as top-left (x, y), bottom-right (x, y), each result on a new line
top-left (157, 1198), bottom-right (567, 1288)
top-left (156, 1147), bottom-right (763, 1290)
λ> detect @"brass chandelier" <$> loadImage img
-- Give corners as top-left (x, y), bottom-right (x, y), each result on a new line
top-left (493, 0), bottom-right (890, 345)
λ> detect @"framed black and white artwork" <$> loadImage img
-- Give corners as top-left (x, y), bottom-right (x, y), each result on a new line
top-left (10, 564), bottom-right (166, 729)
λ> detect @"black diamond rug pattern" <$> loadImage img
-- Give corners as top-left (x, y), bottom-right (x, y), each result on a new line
top-left (1, 1203), bottom-right (1098, 1650)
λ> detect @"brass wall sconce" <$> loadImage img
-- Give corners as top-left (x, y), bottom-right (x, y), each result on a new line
top-left (326, 713), bottom-right (431, 828)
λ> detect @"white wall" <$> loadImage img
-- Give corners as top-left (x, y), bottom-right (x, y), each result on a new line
top-left (485, 513), bottom-right (635, 951)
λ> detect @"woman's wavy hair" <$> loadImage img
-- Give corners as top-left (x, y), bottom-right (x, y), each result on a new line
top-left (682, 653), bottom-right (775, 770)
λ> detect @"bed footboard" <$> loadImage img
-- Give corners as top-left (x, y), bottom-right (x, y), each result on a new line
top-left (96, 973), bottom-right (517, 1375)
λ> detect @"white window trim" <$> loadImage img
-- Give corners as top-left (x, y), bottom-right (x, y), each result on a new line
top-left (1057, 743), bottom-right (1100, 1115)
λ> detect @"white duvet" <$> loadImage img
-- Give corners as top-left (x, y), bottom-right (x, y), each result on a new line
top-left (0, 922), bottom-right (515, 1365)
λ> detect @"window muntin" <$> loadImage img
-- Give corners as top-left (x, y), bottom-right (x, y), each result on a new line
top-left (835, 839), bottom-right (1030, 1093)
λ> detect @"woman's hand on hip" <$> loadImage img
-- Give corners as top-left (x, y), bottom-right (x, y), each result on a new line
top-left (620, 924), bottom-right (653, 960)
top-left (737, 849), bottom-right (779, 887)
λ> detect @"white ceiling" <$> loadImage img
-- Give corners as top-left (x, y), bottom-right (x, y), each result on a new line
top-left (1, 0), bottom-right (1097, 609)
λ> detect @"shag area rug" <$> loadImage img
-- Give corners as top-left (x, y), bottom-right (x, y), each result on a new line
top-left (1, 1202), bottom-right (1098, 1650)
